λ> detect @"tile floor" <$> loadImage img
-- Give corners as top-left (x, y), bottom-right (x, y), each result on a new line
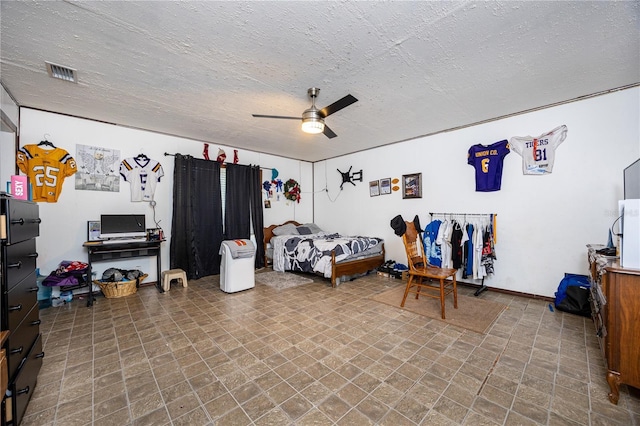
top-left (22, 271), bottom-right (639, 425)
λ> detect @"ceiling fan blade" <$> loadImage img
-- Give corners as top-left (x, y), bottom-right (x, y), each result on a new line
top-left (323, 124), bottom-right (337, 139)
top-left (319, 94), bottom-right (358, 117)
top-left (252, 114), bottom-right (300, 120)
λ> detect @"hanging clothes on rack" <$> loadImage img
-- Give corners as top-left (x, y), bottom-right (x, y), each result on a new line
top-left (436, 219), bottom-right (453, 268)
top-left (423, 218), bottom-right (442, 267)
top-left (450, 220), bottom-right (465, 269)
top-left (426, 213), bottom-right (498, 286)
top-left (462, 222), bottom-right (474, 279)
top-left (473, 219), bottom-right (486, 279)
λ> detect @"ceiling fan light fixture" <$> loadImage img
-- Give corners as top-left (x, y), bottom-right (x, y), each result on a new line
top-left (301, 108), bottom-right (325, 134)
top-left (301, 118), bottom-right (325, 134)
top-left (253, 87), bottom-right (356, 138)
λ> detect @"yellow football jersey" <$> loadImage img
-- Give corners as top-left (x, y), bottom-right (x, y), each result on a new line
top-left (16, 144), bottom-right (77, 202)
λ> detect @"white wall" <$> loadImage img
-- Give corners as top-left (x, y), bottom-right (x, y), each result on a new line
top-left (18, 88), bottom-right (639, 297)
top-left (19, 108), bottom-right (312, 282)
top-left (314, 88), bottom-right (640, 298)
top-left (260, 154), bottom-right (313, 227)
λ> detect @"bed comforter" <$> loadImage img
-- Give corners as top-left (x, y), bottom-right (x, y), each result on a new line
top-left (272, 232), bottom-right (383, 278)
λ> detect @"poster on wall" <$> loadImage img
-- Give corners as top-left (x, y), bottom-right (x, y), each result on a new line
top-left (75, 144), bottom-right (121, 192)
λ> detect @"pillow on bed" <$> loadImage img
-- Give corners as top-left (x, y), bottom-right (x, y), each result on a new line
top-left (301, 223), bottom-right (324, 234)
top-left (272, 223), bottom-right (299, 236)
top-left (296, 226), bottom-right (313, 235)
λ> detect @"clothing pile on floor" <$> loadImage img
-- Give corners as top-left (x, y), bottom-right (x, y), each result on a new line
top-left (42, 260), bottom-right (89, 287)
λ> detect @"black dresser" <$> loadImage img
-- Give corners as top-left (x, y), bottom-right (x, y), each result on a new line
top-left (0, 195), bottom-right (43, 425)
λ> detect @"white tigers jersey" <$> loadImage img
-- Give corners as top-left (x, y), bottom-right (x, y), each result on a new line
top-left (119, 157), bottom-right (164, 202)
top-left (16, 144), bottom-right (77, 202)
top-left (510, 125), bottom-right (568, 175)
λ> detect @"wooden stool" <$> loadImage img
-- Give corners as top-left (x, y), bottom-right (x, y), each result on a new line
top-left (162, 269), bottom-right (188, 292)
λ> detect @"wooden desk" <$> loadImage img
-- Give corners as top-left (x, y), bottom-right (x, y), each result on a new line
top-left (83, 240), bottom-right (164, 306)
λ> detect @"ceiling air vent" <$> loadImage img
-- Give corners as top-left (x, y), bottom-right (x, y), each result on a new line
top-left (45, 61), bottom-right (77, 83)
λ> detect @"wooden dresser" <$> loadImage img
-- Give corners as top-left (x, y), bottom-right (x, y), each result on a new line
top-left (588, 245), bottom-right (640, 404)
top-left (1, 195), bottom-right (44, 425)
top-left (0, 331), bottom-right (8, 400)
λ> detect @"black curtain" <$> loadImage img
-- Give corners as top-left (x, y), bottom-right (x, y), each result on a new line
top-left (225, 163), bottom-right (265, 268)
top-left (170, 154), bottom-right (223, 279)
top-left (250, 165), bottom-right (265, 268)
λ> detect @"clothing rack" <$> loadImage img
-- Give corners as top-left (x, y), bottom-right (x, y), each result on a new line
top-left (163, 152), bottom-right (272, 170)
top-left (428, 212), bottom-right (496, 297)
top-left (429, 212), bottom-right (495, 219)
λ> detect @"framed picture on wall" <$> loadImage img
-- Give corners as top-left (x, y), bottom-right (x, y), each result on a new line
top-left (402, 173), bottom-right (422, 199)
top-left (369, 180), bottom-right (380, 197)
top-left (87, 220), bottom-right (101, 241)
top-left (379, 178), bottom-right (391, 195)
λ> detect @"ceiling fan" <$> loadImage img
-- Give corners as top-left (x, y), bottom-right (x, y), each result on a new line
top-left (252, 88), bottom-right (358, 139)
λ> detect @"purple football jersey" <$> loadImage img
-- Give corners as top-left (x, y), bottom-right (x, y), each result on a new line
top-left (467, 140), bottom-right (510, 192)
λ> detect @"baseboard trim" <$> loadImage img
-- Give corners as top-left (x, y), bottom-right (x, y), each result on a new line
top-left (457, 280), bottom-right (554, 303)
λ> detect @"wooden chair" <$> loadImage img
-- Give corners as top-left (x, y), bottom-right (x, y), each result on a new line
top-left (401, 221), bottom-right (457, 319)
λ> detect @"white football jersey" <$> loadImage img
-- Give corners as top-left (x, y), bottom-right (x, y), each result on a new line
top-left (120, 157), bottom-right (164, 202)
top-left (510, 125), bottom-right (568, 175)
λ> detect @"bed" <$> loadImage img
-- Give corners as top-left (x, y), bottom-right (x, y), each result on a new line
top-left (263, 220), bottom-right (385, 287)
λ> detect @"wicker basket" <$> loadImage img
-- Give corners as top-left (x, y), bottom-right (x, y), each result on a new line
top-left (95, 274), bottom-right (148, 299)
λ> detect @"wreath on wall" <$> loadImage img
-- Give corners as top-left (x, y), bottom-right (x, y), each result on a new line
top-left (283, 179), bottom-right (301, 203)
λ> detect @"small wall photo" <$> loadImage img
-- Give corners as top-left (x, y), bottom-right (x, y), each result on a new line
top-left (402, 173), bottom-right (422, 199)
top-left (380, 178), bottom-right (391, 195)
top-left (369, 180), bottom-right (380, 197)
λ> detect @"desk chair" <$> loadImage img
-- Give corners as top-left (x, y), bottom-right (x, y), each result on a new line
top-left (401, 221), bottom-right (457, 319)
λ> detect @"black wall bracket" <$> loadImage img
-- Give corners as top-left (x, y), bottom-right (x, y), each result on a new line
top-left (337, 166), bottom-right (363, 190)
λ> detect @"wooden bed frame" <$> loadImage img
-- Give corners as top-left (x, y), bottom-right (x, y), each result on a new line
top-left (263, 220), bottom-right (385, 288)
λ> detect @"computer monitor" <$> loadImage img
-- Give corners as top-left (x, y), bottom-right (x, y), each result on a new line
top-left (624, 158), bottom-right (640, 200)
top-left (99, 214), bottom-right (146, 239)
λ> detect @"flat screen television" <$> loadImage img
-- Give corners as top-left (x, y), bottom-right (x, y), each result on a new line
top-left (624, 158), bottom-right (640, 199)
top-left (100, 214), bottom-right (146, 239)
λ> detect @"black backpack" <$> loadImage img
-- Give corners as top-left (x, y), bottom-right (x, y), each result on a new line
top-left (554, 273), bottom-right (591, 317)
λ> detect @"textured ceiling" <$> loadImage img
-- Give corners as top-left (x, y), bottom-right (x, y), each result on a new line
top-left (1, 1), bottom-right (638, 162)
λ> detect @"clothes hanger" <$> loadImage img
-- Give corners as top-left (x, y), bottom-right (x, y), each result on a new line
top-left (38, 134), bottom-right (56, 148)
top-left (135, 152), bottom-right (149, 160)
